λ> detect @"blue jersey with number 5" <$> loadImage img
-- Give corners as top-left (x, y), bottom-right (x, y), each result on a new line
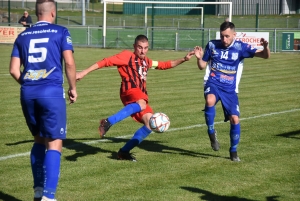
top-left (202, 40), bottom-right (256, 92)
top-left (11, 22), bottom-right (73, 98)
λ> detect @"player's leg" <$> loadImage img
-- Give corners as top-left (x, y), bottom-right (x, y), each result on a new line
top-left (118, 106), bottom-right (153, 161)
top-left (99, 88), bottom-right (147, 137)
top-left (221, 92), bottom-right (241, 162)
top-left (43, 138), bottom-right (63, 200)
top-left (32, 135), bottom-right (46, 201)
top-left (21, 98), bottom-right (46, 200)
top-left (38, 97), bottom-right (66, 200)
top-left (204, 85), bottom-right (220, 151)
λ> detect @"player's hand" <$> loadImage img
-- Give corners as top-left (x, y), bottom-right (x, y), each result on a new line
top-left (194, 46), bottom-right (203, 59)
top-left (68, 88), bottom-right (77, 105)
top-left (184, 51), bottom-right (195, 61)
top-left (76, 71), bottom-right (85, 81)
top-left (260, 38), bottom-right (269, 48)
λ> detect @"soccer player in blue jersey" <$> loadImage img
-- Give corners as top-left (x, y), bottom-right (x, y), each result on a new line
top-left (194, 21), bottom-right (270, 162)
top-left (9, 0), bottom-right (77, 200)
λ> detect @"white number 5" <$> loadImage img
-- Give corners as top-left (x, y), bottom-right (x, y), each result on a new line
top-left (28, 38), bottom-right (49, 63)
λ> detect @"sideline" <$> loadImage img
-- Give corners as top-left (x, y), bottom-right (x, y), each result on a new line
top-left (1, 108), bottom-right (299, 162)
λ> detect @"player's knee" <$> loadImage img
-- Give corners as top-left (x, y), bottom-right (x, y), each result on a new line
top-left (136, 99), bottom-right (147, 111)
top-left (229, 115), bottom-right (239, 124)
top-left (205, 95), bottom-right (216, 106)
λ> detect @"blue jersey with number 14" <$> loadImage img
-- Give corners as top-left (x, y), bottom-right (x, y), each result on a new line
top-left (202, 40), bottom-right (256, 92)
top-left (11, 21), bottom-right (74, 99)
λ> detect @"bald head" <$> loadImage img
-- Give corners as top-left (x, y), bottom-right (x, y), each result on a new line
top-left (35, 0), bottom-right (56, 23)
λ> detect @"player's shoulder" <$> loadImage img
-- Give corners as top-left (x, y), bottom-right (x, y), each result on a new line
top-left (232, 40), bottom-right (255, 51)
top-left (119, 49), bottom-right (135, 57)
top-left (209, 39), bottom-right (222, 45)
top-left (206, 40), bottom-right (223, 51)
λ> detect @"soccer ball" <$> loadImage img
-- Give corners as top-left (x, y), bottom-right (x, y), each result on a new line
top-left (149, 112), bottom-right (170, 133)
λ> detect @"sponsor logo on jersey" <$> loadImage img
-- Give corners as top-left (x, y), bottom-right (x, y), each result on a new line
top-left (24, 67), bottom-right (56, 80)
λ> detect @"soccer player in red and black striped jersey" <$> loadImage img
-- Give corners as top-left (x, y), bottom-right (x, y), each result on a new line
top-left (76, 34), bottom-right (194, 161)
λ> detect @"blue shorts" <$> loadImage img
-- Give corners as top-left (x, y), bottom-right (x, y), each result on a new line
top-left (204, 83), bottom-right (240, 118)
top-left (21, 97), bottom-right (67, 139)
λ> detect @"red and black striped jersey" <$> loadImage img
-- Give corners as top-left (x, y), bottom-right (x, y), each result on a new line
top-left (97, 50), bottom-right (172, 94)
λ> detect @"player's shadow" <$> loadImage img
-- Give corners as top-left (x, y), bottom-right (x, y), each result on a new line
top-left (5, 138), bottom-right (113, 162)
top-left (105, 137), bottom-right (226, 160)
top-left (180, 187), bottom-right (280, 201)
top-left (0, 191), bottom-right (22, 201)
top-left (276, 129), bottom-right (300, 139)
top-left (5, 137), bottom-right (227, 161)
top-left (63, 138), bottom-right (114, 161)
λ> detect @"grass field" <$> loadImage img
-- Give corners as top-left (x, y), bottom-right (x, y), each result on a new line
top-left (0, 44), bottom-right (300, 201)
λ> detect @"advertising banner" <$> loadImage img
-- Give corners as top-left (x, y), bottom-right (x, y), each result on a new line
top-left (0, 26), bottom-right (26, 44)
top-left (282, 32), bottom-right (294, 51)
top-left (216, 32), bottom-right (269, 50)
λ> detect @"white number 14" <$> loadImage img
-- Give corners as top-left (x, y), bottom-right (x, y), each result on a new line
top-left (220, 51), bottom-right (228, 60)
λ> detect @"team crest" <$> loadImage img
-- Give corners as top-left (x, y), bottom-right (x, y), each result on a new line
top-left (66, 36), bottom-right (72, 45)
top-left (231, 53), bottom-right (238, 60)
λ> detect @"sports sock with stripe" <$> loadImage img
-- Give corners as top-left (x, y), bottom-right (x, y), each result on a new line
top-left (108, 103), bottom-right (141, 125)
top-left (121, 125), bottom-right (152, 152)
top-left (205, 105), bottom-right (215, 135)
top-left (229, 123), bottom-right (240, 152)
top-left (43, 150), bottom-right (61, 199)
top-left (31, 143), bottom-right (46, 189)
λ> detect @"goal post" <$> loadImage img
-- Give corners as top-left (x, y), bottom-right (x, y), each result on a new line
top-left (144, 6), bottom-right (204, 28)
top-left (102, 0), bottom-right (233, 48)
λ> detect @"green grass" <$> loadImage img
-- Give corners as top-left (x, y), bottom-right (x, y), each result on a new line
top-left (0, 44), bottom-right (300, 200)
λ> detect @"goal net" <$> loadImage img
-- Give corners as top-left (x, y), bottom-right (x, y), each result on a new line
top-left (102, 0), bottom-right (233, 48)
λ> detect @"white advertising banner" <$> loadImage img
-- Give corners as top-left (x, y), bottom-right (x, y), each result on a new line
top-left (216, 32), bottom-right (269, 50)
top-left (0, 26), bottom-right (26, 44)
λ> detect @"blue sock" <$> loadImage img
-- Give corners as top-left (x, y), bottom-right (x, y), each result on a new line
top-left (43, 150), bottom-right (61, 199)
top-left (205, 106), bottom-right (215, 135)
top-left (108, 103), bottom-right (141, 125)
top-left (229, 123), bottom-right (240, 152)
top-left (30, 143), bottom-right (46, 189)
top-left (121, 125), bottom-right (152, 152)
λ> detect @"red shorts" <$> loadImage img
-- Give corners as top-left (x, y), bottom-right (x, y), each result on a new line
top-left (120, 88), bottom-right (153, 123)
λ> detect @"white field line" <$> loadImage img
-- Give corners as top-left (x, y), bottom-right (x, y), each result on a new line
top-left (0, 108), bottom-right (299, 162)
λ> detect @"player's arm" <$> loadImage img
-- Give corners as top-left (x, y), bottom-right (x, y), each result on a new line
top-left (63, 50), bottom-right (77, 104)
top-left (170, 51), bottom-right (194, 67)
top-left (9, 57), bottom-right (22, 84)
top-left (254, 38), bottom-right (270, 59)
top-left (194, 46), bottom-right (207, 70)
top-left (76, 62), bottom-right (99, 81)
top-left (153, 51), bottom-right (194, 70)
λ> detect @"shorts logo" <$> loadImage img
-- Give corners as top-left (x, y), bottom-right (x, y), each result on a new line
top-left (204, 87), bottom-right (210, 94)
top-left (60, 128), bottom-right (64, 135)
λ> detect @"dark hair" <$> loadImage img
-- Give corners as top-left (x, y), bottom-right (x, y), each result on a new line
top-left (220, 22), bottom-right (235, 32)
top-left (134, 35), bottom-right (148, 44)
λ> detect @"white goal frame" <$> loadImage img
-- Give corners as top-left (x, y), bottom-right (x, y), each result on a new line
top-left (144, 6), bottom-right (204, 28)
top-left (102, 0), bottom-right (233, 48)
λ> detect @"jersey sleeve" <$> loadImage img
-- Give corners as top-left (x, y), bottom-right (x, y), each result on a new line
top-left (61, 28), bottom-right (74, 52)
top-left (149, 59), bottom-right (172, 70)
top-left (96, 50), bottom-right (132, 68)
top-left (202, 42), bottom-right (212, 62)
top-left (241, 43), bottom-right (256, 58)
top-left (11, 40), bottom-right (20, 58)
